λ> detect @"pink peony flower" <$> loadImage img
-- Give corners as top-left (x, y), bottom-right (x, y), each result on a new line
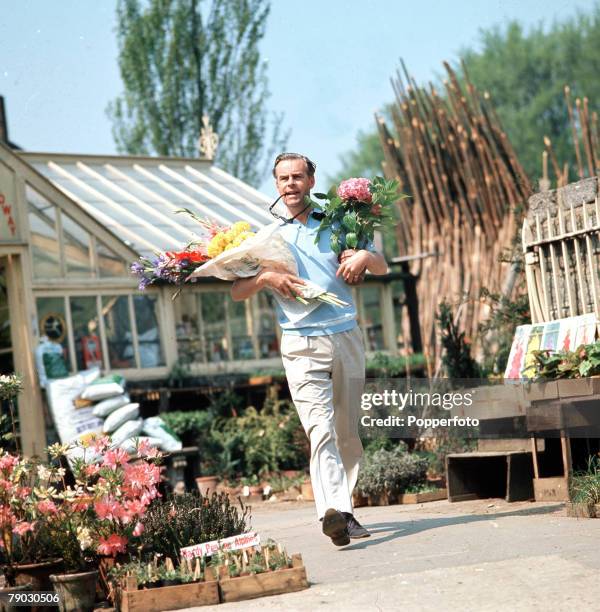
top-left (337, 178), bottom-right (372, 203)
top-left (132, 522), bottom-right (144, 537)
top-left (97, 534), bottom-right (128, 557)
top-left (13, 521), bottom-right (36, 536)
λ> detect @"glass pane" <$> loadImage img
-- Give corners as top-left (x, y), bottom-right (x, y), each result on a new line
top-left (174, 292), bottom-right (204, 363)
top-left (36, 297), bottom-right (70, 370)
top-left (360, 286), bottom-right (385, 351)
top-left (201, 292), bottom-right (228, 362)
top-left (62, 214), bottom-right (92, 277)
top-left (230, 299), bottom-right (254, 360)
top-left (256, 293), bottom-right (279, 358)
top-left (102, 295), bottom-right (135, 369)
top-left (69, 296), bottom-right (102, 370)
top-left (133, 294), bottom-right (165, 367)
top-left (27, 186), bottom-right (60, 278)
top-left (97, 241), bottom-right (129, 277)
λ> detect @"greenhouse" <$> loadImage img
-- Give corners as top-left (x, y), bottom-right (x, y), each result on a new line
top-left (0, 142), bottom-right (404, 454)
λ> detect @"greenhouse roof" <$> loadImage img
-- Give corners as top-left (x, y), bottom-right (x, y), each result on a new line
top-left (20, 152), bottom-right (276, 256)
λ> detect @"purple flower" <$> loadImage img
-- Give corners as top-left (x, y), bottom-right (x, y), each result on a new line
top-left (131, 261), bottom-right (145, 275)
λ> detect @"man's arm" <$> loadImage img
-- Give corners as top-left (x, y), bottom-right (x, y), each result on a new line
top-left (336, 249), bottom-right (388, 282)
top-left (231, 269), bottom-right (306, 301)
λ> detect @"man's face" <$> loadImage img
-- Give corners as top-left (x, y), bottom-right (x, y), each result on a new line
top-left (274, 158), bottom-right (315, 210)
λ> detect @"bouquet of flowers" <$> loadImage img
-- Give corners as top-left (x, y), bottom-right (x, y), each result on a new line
top-left (131, 214), bottom-right (255, 290)
top-left (131, 210), bottom-right (348, 311)
top-left (311, 176), bottom-right (401, 257)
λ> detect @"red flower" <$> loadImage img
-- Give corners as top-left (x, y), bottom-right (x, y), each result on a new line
top-left (97, 534), bottom-right (127, 557)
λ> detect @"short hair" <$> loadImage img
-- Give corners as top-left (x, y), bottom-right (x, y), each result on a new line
top-left (272, 152), bottom-right (316, 178)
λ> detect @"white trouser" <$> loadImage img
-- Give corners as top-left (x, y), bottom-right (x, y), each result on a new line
top-left (281, 326), bottom-right (365, 519)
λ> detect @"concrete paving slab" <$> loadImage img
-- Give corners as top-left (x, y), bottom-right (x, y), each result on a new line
top-left (179, 498), bottom-right (600, 611)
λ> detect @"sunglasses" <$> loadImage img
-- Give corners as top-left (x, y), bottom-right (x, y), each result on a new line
top-left (269, 193), bottom-right (312, 224)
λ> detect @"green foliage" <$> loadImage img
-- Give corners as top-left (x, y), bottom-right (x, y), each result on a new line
top-left (366, 352), bottom-right (426, 377)
top-left (478, 288), bottom-right (531, 375)
top-left (570, 456), bottom-right (600, 504)
top-left (162, 397), bottom-right (308, 479)
top-left (356, 443), bottom-right (428, 498)
top-left (460, 13), bottom-right (600, 184)
top-left (437, 301), bottom-right (481, 378)
top-left (528, 342), bottom-right (600, 379)
top-left (108, 0), bottom-right (287, 186)
top-left (140, 491), bottom-right (249, 560)
top-left (313, 176), bottom-right (401, 255)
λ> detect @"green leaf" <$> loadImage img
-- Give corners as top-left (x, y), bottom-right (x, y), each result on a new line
top-left (346, 232), bottom-right (358, 248)
top-left (313, 192), bottom-right (328, 200)
top-left (330, 233), bottom-right (341, 254)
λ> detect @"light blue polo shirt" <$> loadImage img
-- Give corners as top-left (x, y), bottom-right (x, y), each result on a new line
top-left (274, 213), bottom-right (370, 336)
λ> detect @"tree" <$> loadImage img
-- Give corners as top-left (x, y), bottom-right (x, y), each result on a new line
top-left (334, 5), bottom-right (600, 185)
top-left (108, 0), bottom-right (287, 186)
top-left (460, 9), bottom-right (600, 184)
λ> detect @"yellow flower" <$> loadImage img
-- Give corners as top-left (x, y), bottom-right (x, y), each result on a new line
top-left (207, 233), bottom-right (227, 258)
top-left (231, 231), bottom-right (255, 247)
top-left (232, 221), bottom-right (251, 235)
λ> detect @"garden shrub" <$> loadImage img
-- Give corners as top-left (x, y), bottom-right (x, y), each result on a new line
top-left (357, 443), bottom-right (428, 498)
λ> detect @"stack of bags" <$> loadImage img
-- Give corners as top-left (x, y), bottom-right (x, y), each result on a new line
top-left (81, 375), bottom-right (182, 453)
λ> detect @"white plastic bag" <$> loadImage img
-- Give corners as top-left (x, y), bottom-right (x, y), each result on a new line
top-left (103, 403), bottom-right (140, 434)
top-left (92, 394), bottom-right (130, 418)
top-left (110, 418), bottom-right (144, 447)
top-left (46, 368), bottom-right (103, 444)
top-left (81, 374), bottom-right (126, 401)
top-left (142, 416), bottom-right (183, 451)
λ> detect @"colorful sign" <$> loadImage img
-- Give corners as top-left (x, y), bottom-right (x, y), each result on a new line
top-left (504, 314), bottom-right (598, 379)
top-left (180, 531), bottom-right (261, 560)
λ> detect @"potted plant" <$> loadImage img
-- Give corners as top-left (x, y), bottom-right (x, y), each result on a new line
top-left (45, 436), bottom-right (163, 611)
top-left (568, 456), bottom-right (600, 518)
top-left (0, 450), bottom-right (66, 603)
top-left (356, 444), bottom-right (429, 506)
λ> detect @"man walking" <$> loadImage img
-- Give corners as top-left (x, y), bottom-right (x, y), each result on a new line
top-left (231, 153), bottom-right (388, 546)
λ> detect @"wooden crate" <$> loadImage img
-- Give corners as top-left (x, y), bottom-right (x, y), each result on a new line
top-left (119, 573), bottom-right (219, 612)
top-left (533, 476), bottom-right (569, 502)
top-left (396, 489), bottom-right (447, 504)
top-left (218, 553), bottom-right (309, 603)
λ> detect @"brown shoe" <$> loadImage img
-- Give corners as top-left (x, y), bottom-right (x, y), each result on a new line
top-left (322, 508), bottom-right (350, 546)
top-left (342, 512), bottom-right (370, 538)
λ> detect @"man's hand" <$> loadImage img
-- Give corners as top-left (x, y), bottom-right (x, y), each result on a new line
top-left (337, 250), bottom-right (369, 284)
top-left (259, 270), bottom-right (306, 299)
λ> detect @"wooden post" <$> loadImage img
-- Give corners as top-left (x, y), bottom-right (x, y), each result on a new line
top-left (6, 253), bottom-right (47, 457)
top-left (530, 436), bottom-right (539, 480)
top-left (560, 430), bottom-right (572, 477)
top-left (400, 262), bottom-right (422, 354)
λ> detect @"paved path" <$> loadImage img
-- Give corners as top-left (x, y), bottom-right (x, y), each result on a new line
top-left (182, 498), bottom-right (600, 611)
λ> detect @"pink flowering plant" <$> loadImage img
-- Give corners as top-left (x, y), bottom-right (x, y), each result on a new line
top-left (0, 450), bottom-right (66, 584)
top-left (311, 176), bottom-right (401, 256)
top-left (41, 436), bottom-right (163, 572)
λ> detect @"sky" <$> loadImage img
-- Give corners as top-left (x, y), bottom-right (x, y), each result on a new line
top-left (0, 0), bottom-right (597, 195)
